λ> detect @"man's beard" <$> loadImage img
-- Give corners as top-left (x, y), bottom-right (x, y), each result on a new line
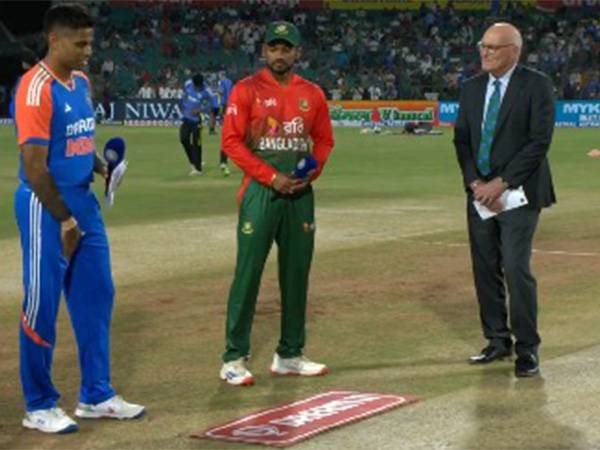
top-left (268, 60), bottom-right (292, 76)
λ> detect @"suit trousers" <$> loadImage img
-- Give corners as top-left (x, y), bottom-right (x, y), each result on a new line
top-left (467, 200), bottom-right (541, 356)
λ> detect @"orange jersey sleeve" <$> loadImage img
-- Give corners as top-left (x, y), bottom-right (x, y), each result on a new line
top-left (221, 81), bottom-right (278, 186)
top-left (15, 67), bottom-right (53, 147)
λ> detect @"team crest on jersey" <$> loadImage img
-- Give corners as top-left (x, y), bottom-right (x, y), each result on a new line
top-left (241, 221), bottom-right (254, 235)
top-left (299, 98), bottom-right (309, 112)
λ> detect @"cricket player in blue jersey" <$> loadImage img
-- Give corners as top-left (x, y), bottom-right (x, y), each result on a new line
top-left (14, 4), bottom-right (144, 434)
top-left (179, 74), bottom-right (218, 176)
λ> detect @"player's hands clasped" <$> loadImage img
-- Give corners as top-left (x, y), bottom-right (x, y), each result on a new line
top-left (271, 172), bottom-right (307, 195)
top-left (61, 217), bottom-right (83, 260)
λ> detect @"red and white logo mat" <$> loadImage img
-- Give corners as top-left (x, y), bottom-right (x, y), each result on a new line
top-left (192, 390), bottom-right (419, 447)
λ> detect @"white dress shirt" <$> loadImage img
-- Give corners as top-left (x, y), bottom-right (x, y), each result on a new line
top-left (482, 64), bottom-right (517, 124)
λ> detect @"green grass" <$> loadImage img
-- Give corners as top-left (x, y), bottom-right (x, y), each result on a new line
top-left (1, 125), bottom-right (600, 449)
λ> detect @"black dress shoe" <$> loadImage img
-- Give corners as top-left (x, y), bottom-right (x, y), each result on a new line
top-left (469, 345), bottom-right (512, 364)
top-left (515, 354), bottom-right (540, 377)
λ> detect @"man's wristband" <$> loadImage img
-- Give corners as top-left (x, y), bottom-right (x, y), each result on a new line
top-left (270, 173), bottom-right (277, 186)
top-left (61, 216), bottom-right (78, 232)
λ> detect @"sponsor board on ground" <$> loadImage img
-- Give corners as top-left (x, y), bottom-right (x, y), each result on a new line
top-left (438, 101), bottom-right (460, 126)
top-left (437, 100), bottom-right (600, 128)
top-left (555, 101), bottom-right (600, 127)
top-left (328, 100), bottom-right (438, 128)
top-left (194, 390), bottom-right (419, 447)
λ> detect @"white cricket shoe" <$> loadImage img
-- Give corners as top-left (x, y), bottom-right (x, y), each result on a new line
top-left (220, 357), bottom-right (255, 386)
top-left (22, 407), bottom-right (79, 434)
top-left (188, 168), bottom-right (203, 176)
top-left (270, 354), bottom-right (329, 376)
top-left (74, 395), bottom-right (145, 420)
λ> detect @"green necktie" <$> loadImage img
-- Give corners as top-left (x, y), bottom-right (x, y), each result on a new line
top-left (477, 80), bottom-right (502, 176)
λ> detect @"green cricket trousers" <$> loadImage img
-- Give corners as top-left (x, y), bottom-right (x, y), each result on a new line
top-left (223, 179), bottom-right (315, 362)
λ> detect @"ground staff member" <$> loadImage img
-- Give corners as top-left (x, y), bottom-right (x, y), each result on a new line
top-left (454, 23), bottom-right (555, 377)
top-left (14, 4), bottom-right (144, 434)
top-left (219, 21), bottom-right (334, 386)
top-left (180, 74), bottom-right (217, 176)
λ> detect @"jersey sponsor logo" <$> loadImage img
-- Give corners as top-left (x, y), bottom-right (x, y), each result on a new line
top-left (260, 116), bottom-right (308, 152)
top-left (66, 118), bottom-right (95, 137)
top-left (266, 116), bottom-right (304, 136)
top-left (266, 117), bottom-right (281, 136)
top-left (283, 117), bottom-right (304, 134)
top-left (66, 136), bottom-right (95, 157)
top-left (299, 98), bottom-right (309, 112)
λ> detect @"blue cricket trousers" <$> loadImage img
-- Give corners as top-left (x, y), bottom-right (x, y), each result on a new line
top-left (15, 183), bottom-right (116, 412)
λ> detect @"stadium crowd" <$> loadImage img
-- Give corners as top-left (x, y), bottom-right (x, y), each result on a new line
top-left (0, 0), bottom-right (599, 108)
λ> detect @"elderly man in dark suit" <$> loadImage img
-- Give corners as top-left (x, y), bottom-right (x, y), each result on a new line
top-left (454, 23), bottom-right (556, 377)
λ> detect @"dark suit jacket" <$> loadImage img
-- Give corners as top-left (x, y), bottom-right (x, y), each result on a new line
top-left (454, 65), bottom-right (556, 209)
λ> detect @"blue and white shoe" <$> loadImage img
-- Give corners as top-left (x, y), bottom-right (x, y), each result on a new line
top-left (75, 395), bottom-right (145, 420)
top-left (220, 357), bottom-right (255, 386)
top-left (22, 407), bottom-right (79, 434)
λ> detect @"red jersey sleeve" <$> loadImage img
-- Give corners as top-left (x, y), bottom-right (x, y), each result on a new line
top-left (221, 82), bottom-right (278, 186)
top-left (310, 88), bottom-right (334, 181)
top-left (16, 68), bottom-right (53, 147)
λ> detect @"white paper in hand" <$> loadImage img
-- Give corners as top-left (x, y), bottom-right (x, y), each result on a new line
top-left (105, 160), bottom-right (128, 207)
top-left (473, 186), bottom-right (528, 220)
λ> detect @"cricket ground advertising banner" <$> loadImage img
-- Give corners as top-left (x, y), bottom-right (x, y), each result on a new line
top-left (555, 101), bottom-right (600, 128)
top-left (437, 100), bottom-right (600, 128)
top-left (328, 100), bottom-right (438, 127)
top-left (438, 101), bottom-right (460, 126)
top-left (94, 99), bottom-right (183, 126)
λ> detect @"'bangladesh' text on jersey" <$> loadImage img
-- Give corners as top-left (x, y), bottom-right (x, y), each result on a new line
top-left (15, 63), bottom-right (96, 187)
top-left (221, 68), bottom-right (334, 201)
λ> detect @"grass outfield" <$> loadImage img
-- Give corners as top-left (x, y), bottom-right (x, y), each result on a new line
top-left (1, 125), bottom-right (600, 449)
